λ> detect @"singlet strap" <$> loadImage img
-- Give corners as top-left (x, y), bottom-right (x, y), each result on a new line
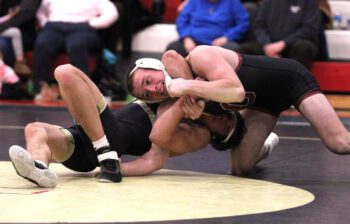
top-left (133, 99), bottom-right (157, 124)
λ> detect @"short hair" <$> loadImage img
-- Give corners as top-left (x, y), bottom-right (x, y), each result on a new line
top-left (126, 58), bottom-right (166, 94)
top-left (210, 112), bottom-right (246, 151)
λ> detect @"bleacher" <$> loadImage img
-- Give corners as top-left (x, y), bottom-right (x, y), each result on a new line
top-left (133, 0), bottom-right (350, 93)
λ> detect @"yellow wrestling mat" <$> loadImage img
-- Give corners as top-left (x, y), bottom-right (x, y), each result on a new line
top-left (0, 161), bottom-right (314, 223)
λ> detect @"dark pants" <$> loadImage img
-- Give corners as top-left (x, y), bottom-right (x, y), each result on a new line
top-left (237, 40), bottom-right (318, 69)
top-left (33, 22), bottom-right (101, 93)
top-left (0, 37), bottom-right (15, 66)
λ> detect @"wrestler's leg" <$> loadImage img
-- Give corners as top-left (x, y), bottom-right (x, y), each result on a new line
top-left (298, 93), bottom-right (350, 154)
top-left (24, 122), bottom-right (73, 165)
top-left (54, 64), bottom-right (105, 140)
top-left (9, 122), bottom-right (71, 187)
top-left (54, 64), bottom-right (122, 183)
top-left (162, 50), bottom-right (194, 79)
top-left (230, 109), bottom-right (278, 176)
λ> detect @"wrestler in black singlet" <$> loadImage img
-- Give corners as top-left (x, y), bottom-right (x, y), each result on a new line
top-left (204, 54), bottom-right (321, 116)
top-left (62, 100), bottom-right (158, 172)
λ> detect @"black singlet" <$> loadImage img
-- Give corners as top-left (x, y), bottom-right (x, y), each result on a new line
top-left (62, 100), bottom-right (158, 172)
top-left (204, 54), bottom-right (321, 116)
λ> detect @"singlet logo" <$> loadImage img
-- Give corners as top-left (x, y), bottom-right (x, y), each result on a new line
top-left (220, 92), bottom-right (256, 111)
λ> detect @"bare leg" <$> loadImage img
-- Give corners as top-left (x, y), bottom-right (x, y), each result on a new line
top-left (162, 50), bottom-right (194, 79)
top-left (24, 122), bottom-right (73, 165)
top-left (54, 64), bottom-right (122, 183)
top-left (230, 109), bottom-right (278, 175)
top-left (54, 64), bottom-right (105, 141)
top-left (299, 93), bottom-right (350, 154)
top-left (9, 122), bottom-right (70, 188)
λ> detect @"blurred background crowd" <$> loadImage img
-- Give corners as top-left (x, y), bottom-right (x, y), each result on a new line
top-left (0, 0), bottom-right (344, 102)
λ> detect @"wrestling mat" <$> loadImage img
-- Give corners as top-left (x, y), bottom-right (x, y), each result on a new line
top-left (0, 161), bottom-right (314, 223)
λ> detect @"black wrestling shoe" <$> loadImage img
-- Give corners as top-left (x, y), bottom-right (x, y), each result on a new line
top-left (97, 159), bottom-right (123, 183)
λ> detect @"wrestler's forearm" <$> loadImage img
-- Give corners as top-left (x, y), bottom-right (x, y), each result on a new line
top-left (150, 99), bottom-right (184, 148)
top-left (187, 79), bottom-right (245, 103)
top-left (173, 79), bottom-right (245, 103)
top-left (121, 158), bottom-right (161, 176)
top-left (121, 144), bottom-right (168, 176)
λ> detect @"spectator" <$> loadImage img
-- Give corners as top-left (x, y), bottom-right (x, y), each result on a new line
top-left (0, 6), bottom-right (32, 76)
top-left (0, 0), bottom-right (41, 71)
top-left (166, 0), bottom-right (250, 57)
top-left (0, 53), bottom-right (32, 99)
top-left (33, 0), bottom-right (118, 101)
top-left (177, 0), bottom-right (188, 13)
top-left (237, 0), bottom-right (320, 69)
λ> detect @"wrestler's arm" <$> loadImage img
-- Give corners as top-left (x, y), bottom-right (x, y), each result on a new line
top-left (120, 98), bottom-right (208, 176)
top-left (149, 97), bottom-right (210, 152)
top-left (120, 143), bottom-right (169, 176)
top-left (169, 46), bottom-right (245, 103)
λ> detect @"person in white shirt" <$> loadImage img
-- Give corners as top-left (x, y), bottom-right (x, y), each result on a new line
top-left (33, 0), bottom-right (118, 101)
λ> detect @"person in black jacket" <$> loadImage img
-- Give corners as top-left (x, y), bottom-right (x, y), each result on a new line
top-left (237, 0), bottom-right (320, 69)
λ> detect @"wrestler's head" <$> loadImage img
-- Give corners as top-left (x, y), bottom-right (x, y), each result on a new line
top-left (127, 58), bottom-right (172, 103)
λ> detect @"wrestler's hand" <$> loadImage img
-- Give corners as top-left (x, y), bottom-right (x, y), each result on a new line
top-left (212, 36), bottom-right (228, 46)
top-left (182, 95), bottom-right (205, 120)
top-left (167, 78), bottom-right (188, 97)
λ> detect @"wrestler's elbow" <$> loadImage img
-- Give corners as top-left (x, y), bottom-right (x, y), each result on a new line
top-left (149, 131), bottom-right (172, 150)
top-left (235, 86), bottom-right (246, 102)
top-left (224, 86), bottom-right (245, 103)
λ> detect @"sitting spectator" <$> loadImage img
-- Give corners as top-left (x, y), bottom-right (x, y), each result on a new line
top-left (33, 0), bottom-right (118, 101)
top-left (166, 0), bottom-right (250, 57)
top-left (177, 0), bottom-right (188, 13)
top-left (0, 5), bottom-right (32, 76)
top-left (237, 0), bottom-right (320, 69)
top-left (0, 53), bottom-right (32, 99)
top-left (0, 0), bottom-right (40, 73)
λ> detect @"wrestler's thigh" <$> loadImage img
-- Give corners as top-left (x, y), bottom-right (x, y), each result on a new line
top-left (230, 109), bottom-right (278, 171)
top-left (41, 124), bottom-right (73, 161)
top-left (298, 93), bottom-right (349, 149)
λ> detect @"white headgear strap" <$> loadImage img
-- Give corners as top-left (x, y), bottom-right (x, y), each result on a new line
top-left (129, 58), bottom-right (173, 104)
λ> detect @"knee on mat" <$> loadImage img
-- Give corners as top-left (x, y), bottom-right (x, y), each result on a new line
top-left (327, 138), bottom-right (350, 155)
top-left (231, 161), bottom-right (255, 176)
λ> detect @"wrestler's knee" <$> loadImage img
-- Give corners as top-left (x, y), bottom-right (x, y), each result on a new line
top-left (54, 64), bottom-right (79, 86)
top-left (25, 122), bottom-right (49, 139)
top-left (162, 49), bottom-right (182, 64)
top-left (326, 136), bottom-right (350, 155)
top-left (231, 160), bottom-right (255, 176)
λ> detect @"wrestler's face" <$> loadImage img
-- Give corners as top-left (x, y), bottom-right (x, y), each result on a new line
top-left (131, 68), bottom-right (169, 101)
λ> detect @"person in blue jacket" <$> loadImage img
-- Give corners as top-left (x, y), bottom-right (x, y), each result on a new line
top-left (166, 0), bottom-right (249, 57)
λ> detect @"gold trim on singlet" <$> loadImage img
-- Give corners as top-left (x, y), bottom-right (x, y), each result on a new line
top-left (133, 99), bottom-right (157, 124)
top-left (56, 127), bottom-right (75, 162)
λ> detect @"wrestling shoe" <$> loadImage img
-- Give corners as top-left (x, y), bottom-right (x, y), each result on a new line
top-left (97, 159), bottom-right (123, 183)
top-left (9, 145), bottom-right (58, 188)
top-left (262, 132), bottom-right (279, 159)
